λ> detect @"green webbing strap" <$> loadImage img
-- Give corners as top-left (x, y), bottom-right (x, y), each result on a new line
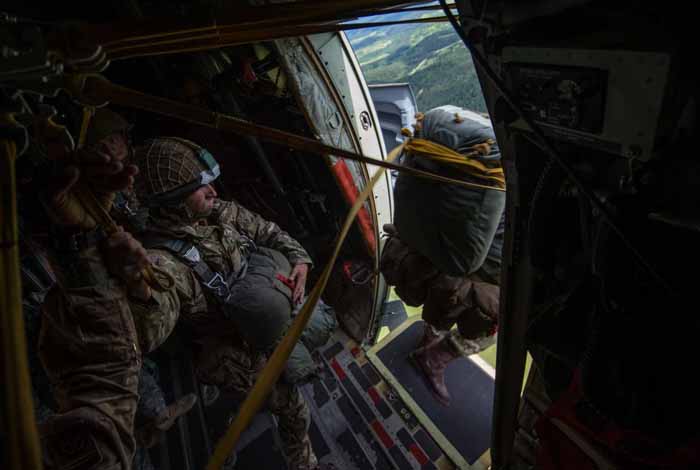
top-left (1, 137), bottom-right (43, 470)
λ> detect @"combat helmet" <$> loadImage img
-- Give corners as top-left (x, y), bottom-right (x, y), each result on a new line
top-left (84, 108), bottom-right (131, 147)
top-left (133, 137), bottom-right (220, 207)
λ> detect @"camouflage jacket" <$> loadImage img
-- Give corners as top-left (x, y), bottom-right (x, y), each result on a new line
top-left (40, 246), bottom-right (142, 468)
top-left (133, 199), bottom-right (312, 340)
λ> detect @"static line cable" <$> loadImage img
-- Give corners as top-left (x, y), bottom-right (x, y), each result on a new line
top-left (339, 15), bottom-right (449, 30)
top-left (439, 0), bottom-right (673, 296)
top-left (81, 75), bottom-right (504, 193)
top-left (369, 2), bottom-right (458, 13)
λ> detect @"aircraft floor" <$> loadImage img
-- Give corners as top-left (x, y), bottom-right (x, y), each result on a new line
top-left (367, 319), bottom-right (495, 468)
top-left (231, 325), bottom-right (451, 470)
top-left (301, 328), bottom-right (452, 470)
top-left (234, 307), bottom-right (493, 470)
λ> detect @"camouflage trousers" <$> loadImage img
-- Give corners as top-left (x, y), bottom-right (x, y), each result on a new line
top-left (381, 231), bottom-right (500, 357)
top-left (39, 279), bottom-right (141, 470)
top-left (422, 272), bottom-right (500, 357)
top-left (196, 337), bottom-right (318, 470)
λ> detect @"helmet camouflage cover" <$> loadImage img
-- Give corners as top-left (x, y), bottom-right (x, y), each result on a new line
top-left (85, 108), bottom-right (131, 147)
top-left (133, 137), bottom-right (220, 207)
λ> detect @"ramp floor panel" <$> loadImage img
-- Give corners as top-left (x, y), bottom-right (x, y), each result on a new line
top-left (367, 319), bottom-right (495, 468)
top-left (304, 329), bottom-right (455, 470)
top-left (231, 322), bottom-right (489, 470)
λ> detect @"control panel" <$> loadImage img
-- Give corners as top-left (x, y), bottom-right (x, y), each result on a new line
top-left (502, 48), bottom-right (670, 160)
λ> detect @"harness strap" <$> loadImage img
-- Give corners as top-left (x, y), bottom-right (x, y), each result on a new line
top-left (141, 235), bottom-right (233, 301)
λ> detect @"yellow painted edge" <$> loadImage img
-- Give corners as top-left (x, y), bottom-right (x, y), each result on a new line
top-left (366, 317), bottom-right (472, 470)
top-left (436, 454), bottom-right (457, 470)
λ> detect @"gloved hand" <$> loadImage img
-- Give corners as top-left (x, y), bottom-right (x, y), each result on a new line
top-left (102, 228), bottom-right (152, 301)
top-left (44, 144), bottom-right (138, 230)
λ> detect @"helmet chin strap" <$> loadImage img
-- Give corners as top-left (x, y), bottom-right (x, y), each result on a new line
top-left (153, 199), bottom-right (211, 226)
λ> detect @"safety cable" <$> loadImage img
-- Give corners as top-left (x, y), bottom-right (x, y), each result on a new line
top-left (83, 75), bottom-right (505, 193)
top-left (382, 2), bottom-right (458, 13)
top-left (439, 0), bottom-right (673, 295)
top-left (337, 15), bottom-right (449, 30)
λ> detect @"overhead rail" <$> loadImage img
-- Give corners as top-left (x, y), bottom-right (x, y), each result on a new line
top-left (102, 15), bottom-right (450, 61)
top-left (58, 74), bottom-right (504, 193)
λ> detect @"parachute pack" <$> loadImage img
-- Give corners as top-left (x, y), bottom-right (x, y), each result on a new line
top-left (394, 105), bottom-right (506, 279)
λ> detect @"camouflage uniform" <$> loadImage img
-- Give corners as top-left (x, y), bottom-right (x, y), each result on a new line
top-left (37, 112), bottom-right (185, 470)
top-left (422, 271), bottom-right (499, 357)
top-left (19, 235), bottom-right (58, 425)
top-left (380, 224), bottom-right (500, 406)
top-left (196, 338), bottom-right (317, 469)
top-left (39, 245), bottom-right (142, 470)
top-left (133, 137), bottom-right (317, 469)
top-left (143, 200), bottom-right (317, 469)
top-left (381, 225), bottom-right (499, 356)
top-left (39, 237), bottom-right (188, 470)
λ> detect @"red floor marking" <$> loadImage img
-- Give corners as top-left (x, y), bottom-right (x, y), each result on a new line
top-left (371, 420), bottom-right (395, 449)
top-left (367, 386), bottom-right (381, 405)
top-left (330, 358), bottom-right (346, 380)
top-left (409, 443), bottom-right (429, 465)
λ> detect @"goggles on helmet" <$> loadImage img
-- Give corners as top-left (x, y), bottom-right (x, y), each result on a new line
top-left (147, 146), bottom-right (221, 207)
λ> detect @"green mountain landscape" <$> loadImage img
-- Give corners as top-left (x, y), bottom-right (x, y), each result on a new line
top-left (347, 11), bottom-right (487, 114)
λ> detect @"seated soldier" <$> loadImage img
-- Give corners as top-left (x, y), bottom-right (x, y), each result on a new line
top-left (131, 137), bottom-right (320, 470)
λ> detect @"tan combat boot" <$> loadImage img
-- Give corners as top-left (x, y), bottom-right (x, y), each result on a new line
top-left (412, 322), bottom-right (446, 356)
top-left (410, 335), bottom-right (459, 406)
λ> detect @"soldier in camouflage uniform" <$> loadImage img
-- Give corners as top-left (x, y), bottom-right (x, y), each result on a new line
top-left (37, 110), bottom-right (195, 470)
top-left (38, 125), bottom-right (146, 469)
top-left (381, 224), bottom-right (501, 407)
top-left (131, 137), bottom-right (319, 470)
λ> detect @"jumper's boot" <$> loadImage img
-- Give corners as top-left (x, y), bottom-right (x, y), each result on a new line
top-left (410, 335), bottom-right (459, 406)
top-left (136, 393), bottom-right (198, 448)
top-left (412, 322), bottom-right (446, 356)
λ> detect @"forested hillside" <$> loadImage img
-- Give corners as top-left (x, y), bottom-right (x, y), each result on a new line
top-left (347, 11), bottom-right (487, 114)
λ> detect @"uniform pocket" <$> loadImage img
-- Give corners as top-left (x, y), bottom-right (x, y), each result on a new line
top-left (40, 284), bottom-right (138, 381)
